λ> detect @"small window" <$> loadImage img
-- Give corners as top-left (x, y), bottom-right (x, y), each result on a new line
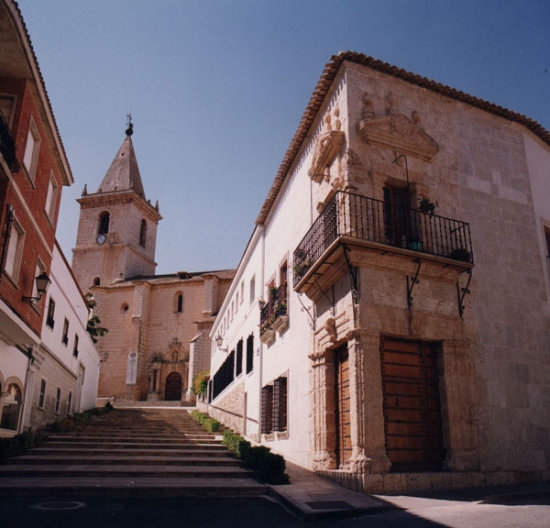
top-left (46, 298), bottom-right (55, 328)
top-left (54, 387), bottom-right (61, 414)
top-left (139, 219), bottom-right (147, 247)
top-left (250, 275), bottom-right (256, 305)
top-left (98, 211), bottom-right (110, 234)
top-left (73, 334), bottom-right (79, 358)
top-left (174, 292), bottom-right (183, 313)
top-left (93, 277), bottom-right (101, 286)
top-left (4, 214), bottom-right (25, 283)
top-left (246, 333), bottom-right (254, 374)
top-left (62, 318), bottom-right (69, 345)
top-left (38, 378), bottom-right (46, 409)
top-left (121, 303), bottom-right (129, 312)
top-left (67, 391), bottom-right (73, 415)
top-left (261, 376), bottom-right (288, 434)
top-left (44, 171), bottom-right (58, 222)
top-left (236, 339), bottom-right (243, 376)
top-left (177, 294), bottom-right (183, 313)
top-left (23, 117), bottom-right (41, 183)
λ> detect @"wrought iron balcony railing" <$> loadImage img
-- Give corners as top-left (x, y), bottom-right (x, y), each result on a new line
top-left (260, 284), bottom-right (288, 334)
top-left (0, 113), bottom-right (19, 173)
top-left (293, 191), bottom-right (473, 287)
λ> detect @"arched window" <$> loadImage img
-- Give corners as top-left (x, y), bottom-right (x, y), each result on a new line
top-left (98, 211), bottom-right (110, 234)
top-left (139, 219), bottom-right (147, 247)
top-left (0, 383), bottom-right (22, 430)
top-left (93, 277), bottom-right (100, 286)
top-left (174, 292), bottom-right (183, 313)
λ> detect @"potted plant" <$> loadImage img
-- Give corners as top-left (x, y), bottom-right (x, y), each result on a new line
top-left (418, 195), bottom-right (437, 216)
top-left (450, 248), bottom-right (471, 263)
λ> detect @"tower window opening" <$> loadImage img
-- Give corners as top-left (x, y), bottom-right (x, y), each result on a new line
top-left (139, 219), bottom-right (147, 247)
top-left (98, 211), bottom-right (110, 234)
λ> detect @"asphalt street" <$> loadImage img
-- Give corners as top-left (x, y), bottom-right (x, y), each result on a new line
top-left (1, 494), bottom-right (549, 528)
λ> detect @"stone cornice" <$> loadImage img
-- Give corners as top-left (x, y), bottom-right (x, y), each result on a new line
top-left (77, 191), bottom-right (162, 221)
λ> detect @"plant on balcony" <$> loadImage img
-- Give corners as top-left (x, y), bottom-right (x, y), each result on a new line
top-left (266, 281), bottom-right (277, 298)
top-left (418, 195), bottom-right (437, 216)
top-left (449, 248), bottom-right (471, 263)
top-left (293, 259), bottom-right (311, 280)
top-left (274, 301), bottom-right (287, 317)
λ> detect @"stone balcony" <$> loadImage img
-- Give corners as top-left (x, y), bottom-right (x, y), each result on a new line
top-left (293, 191), bottom-right (473, 300)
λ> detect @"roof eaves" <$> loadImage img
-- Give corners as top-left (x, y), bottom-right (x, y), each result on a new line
top-left (255, 51), bottom-right (550, 226)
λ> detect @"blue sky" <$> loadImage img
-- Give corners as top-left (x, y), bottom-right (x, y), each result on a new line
top-left (17, 0), bottom-right (550, 274)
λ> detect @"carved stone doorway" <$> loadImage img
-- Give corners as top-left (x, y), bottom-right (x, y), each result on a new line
top-left (164, 372), bottom-right (182, 401)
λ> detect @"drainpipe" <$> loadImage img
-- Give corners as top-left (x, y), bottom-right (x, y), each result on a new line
top-left (18, 344), bottom-right (35, 433)
top-left (258, 225), bottom-right (265, 439)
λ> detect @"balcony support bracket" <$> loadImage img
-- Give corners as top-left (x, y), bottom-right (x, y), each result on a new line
top-left (314, 276), bottom-right (335, 316)
top-left (457, 270), bottom-right (473, 318)
top-left (406, 259), bottom-right (422, 311)
top-left (343, 245), bottom-right (359, 304)
top-left (297, 293), bottom-right (316, 331)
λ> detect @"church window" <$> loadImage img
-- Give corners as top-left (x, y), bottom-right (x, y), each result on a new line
top-left (121, 303), bottom-right (129, 312)
top-left (174, 292), bottom-right (183, 313)
top-left (139, 219), bottom-right (147, 247)
top-left (93, 277), bottom-right (101, 286)
top-left (98, 211), bottom-right (110, 234)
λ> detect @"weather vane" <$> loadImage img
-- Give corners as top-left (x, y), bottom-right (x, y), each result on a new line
top-left (125, 113), bottom-right (134, 136)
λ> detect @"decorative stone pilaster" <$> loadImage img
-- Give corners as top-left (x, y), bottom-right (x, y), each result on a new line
top-left (309, 349), bottom-right (337, 470)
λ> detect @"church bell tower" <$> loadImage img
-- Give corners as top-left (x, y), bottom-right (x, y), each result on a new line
top-left (72, 119), bottom-right (162, 290)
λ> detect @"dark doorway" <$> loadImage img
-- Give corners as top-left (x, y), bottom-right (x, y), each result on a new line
top-left (380, 337), bottom-right (445, 471)
top-left (335, 345), bottom-right (352, 468)
top-left (164, 372), bottom-right (182, 401)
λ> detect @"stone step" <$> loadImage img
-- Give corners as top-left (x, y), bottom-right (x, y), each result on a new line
top-left (0, 477), bottom-right (269, 497)
top-left (9, 455), bottom-right (240, 466)
top-left (46, 435), bottom-right (221, 445)
top-left (30, 446), bottom-right (229, 457)
top-left (0, 464), bottom-right (257, 479)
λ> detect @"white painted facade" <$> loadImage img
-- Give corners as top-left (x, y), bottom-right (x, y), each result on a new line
top-left (206, 53), bottom-right (550, 493)
top-left (24, 242), bottom-right (100, 430)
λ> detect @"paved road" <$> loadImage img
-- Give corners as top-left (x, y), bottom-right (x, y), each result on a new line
top-left (1, 494), bottom-right (549, 528)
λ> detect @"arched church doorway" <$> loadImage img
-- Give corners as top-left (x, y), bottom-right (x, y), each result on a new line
top-left (164, 372), bottom-right (182, 401)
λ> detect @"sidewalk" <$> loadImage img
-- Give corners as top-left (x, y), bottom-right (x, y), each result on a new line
top-left (269, 461), bottom-right (550, 520)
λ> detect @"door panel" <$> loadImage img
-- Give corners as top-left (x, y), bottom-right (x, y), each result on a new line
top-left (335, 345), bottom-right (352, 467)
top-left (381, 338), bottom-right (445, 471)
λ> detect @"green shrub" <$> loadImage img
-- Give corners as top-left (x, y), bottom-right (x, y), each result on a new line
top-left (0, 430), bottom-right (49, 464)
top-left (221, 429), bottom-right (288, 484)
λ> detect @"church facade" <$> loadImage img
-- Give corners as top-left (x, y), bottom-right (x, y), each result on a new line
top-left (72, 125), bottom-right (235, 403)
top-left (205, 52), bottom-right (550, 493)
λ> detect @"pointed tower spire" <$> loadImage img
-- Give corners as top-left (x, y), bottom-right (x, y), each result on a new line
top-left (97, 116), bottom-right (145, 198)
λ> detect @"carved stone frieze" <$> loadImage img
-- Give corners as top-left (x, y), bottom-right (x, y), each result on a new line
top-left (308, 130), bottom-right (345, 183)
top-left (357, 112), bottom-right (439, 161)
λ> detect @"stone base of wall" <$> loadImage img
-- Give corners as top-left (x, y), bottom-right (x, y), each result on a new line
top-left (316, 469), bottom-right (550, 494)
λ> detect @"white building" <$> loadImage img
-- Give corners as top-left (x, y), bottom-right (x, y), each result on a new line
top-left (205, 52), bottom-right (550, 493)
top-left (22, 242), bottom-right (100, 431)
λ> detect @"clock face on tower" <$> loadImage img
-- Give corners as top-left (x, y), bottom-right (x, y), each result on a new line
top-left (96, 233), bottom-right (107, 245)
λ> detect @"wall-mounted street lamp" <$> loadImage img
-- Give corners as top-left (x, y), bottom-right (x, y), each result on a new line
top-left (215, 334), bottom-right (228, 353)
top-left (22, 272), bottom-right (51, 303)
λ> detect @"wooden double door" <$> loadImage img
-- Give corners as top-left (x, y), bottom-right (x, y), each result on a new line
top-left (381, 338), bottom-right (445, 471)
top-left (335, 345), bottom-right (352, 468)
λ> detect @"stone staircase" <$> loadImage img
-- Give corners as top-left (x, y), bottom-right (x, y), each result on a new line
top-left (0, 407), bottom-right (268, 497)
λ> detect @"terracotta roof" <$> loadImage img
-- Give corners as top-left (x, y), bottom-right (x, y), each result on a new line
top-left (255, 51), bottom-right (550, 226)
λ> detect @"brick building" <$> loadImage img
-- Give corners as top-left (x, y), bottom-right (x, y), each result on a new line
top-left (72, 124), bottom-right (235, 403)
top-left (0, 0), bottom-right (99, 435)
top-left (206, 52), bottom-right (550, 493)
